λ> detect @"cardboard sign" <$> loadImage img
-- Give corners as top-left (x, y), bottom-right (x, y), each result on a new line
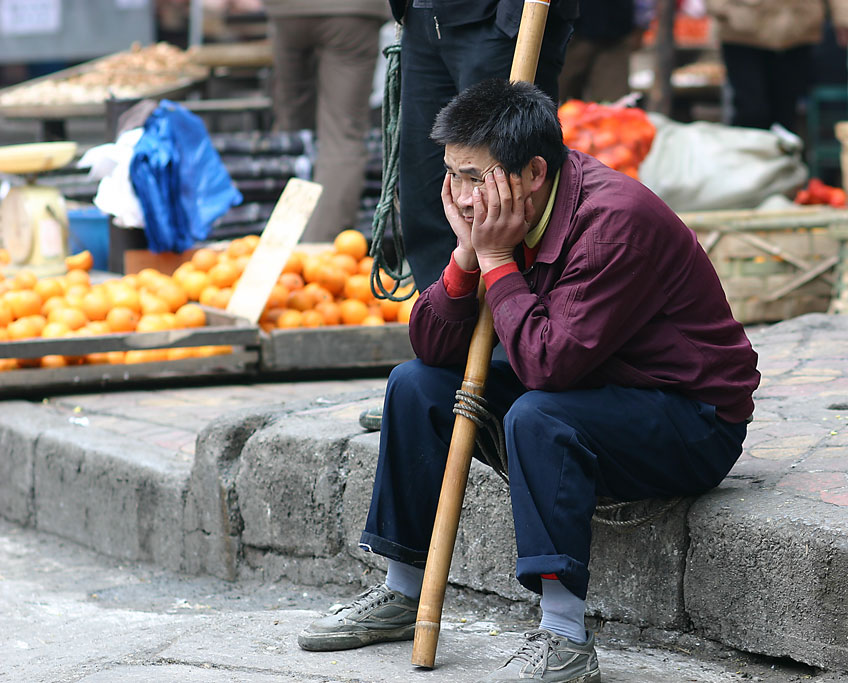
top-left (226, 178), bottom-right (322, 323)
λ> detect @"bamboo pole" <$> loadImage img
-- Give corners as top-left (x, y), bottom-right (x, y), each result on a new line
top-left (410, 0), bottom-right (551, 669)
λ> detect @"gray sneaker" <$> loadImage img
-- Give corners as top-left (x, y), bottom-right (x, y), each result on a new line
top-left (297, 583), bottom-right (417, 651)
top-left (479, 629), bottom-right (601, 682)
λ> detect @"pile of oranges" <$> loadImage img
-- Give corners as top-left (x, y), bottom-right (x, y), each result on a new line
top-left (250, 229), bottom-right (418, 332)
top-left (0, 229), bottom-right (417, 371)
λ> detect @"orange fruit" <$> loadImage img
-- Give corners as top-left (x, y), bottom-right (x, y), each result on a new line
top-left (41, 321), bottom-right (70, 338)
top-left (121, 274), bottom-right (140, 289)
top-left (242, 234), bottom-right (260, 251)
top-left (64, 284), bottom-right (90, 307)
top-left (333, 229), bottom-right (368, 261)
top-left (260, 307), bottom-right (285, 327)
top-left (7, 317), bottom-right (40, 340)
top-left (226, 238), bottom-right (252, 259)
top-left (209, 287), bottom-right (232, 310)
top-left (124, 349), bottom-right (167, 364)
top-left (174, 303), bottom-right (206, 328)
top-left (339, 298), bottom-right (369, 325)
top-left (315, 265), bottom-right (346, 297)
top-left (48, 307), bottom-right (87, 331)
top-left (84, 321), bottom-right (111, 336)
top-left (65, 269), bottom-right (91, 288)
top-left (301, 310), bottom-right (325, 327)
top-left (397, 294), bottom-right (419, 323)
top-left (279, 272), bottom-right (304, 291)
top-left (140, 290), bottom-right (169, 316)
top-left (265, 284), bottom-right (290, 309)
top-left (167, 346), bottom-right (196, 361)
top-left (301, 255), bottom-right (323, 284)
top-left (109, 285), bottom-right (141, 313)
top-left (41, 295), bottom-right (68, 317)
top-left (331, 253), bottom-right (359, 277)
top-left (81, 290), bottom-right (111, 321)
top-left (0, 300), bottom-right (12, 327)
top-left (136, 314), bottom-right (168, 333)
top-left (85, 352), bottom-right (110, 365)
top-left (172, 262), bottom-right (195, 286)
top-left (11, 270), bottom-right (37, 291)
top-left (378, 297), bottom-right (402, 322)
top-left (0, 249), bottom-right (9, 264)
top-left (276, 309), bottom-right (304, 328)
top-left (65, 250), bottom-right (93, 271)
top-left (34, 278), bottom-right (64, 302)
top-left (303, 282), bottom-right (333, 306)
top-left (8, 290), bottom-right (43, 318)
top-left (286, 288), bottom-right (314, 312)
top-left (106, 306), bottom-right (139, 333)
top-left (106, 351), bottom-right (126, 364)
top-left (199, 285), bottom-right (220, 308)
top-left (181, 270), bottom-right (209, 301)
top-left (315, 300), bottom-right (341, 326)
top-left (191, 248), bottom-right (220, 272)
top-left (157, 281), bottom-right (188, 312)
top-left (361, 314), bottom-right (385, 326)
top-left (137, 268), bottom-right (167, 292)
top-left (358, 256), bottom-right (375, 275)
top-left (195, 345), bottom-right (232, 357)
top-left (282, 251), bottom-right (305, 275)
top-left (343, 274), bottom-right (374, 304)
top-left (41, 354), bottom-right (68, 369)
top-left (19, 314), bottom-right (46, 335)
top-left (208, 261), bottom-right (240, 288)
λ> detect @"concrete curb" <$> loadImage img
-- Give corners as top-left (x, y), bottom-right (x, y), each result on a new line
top-left (2, 316), bottom-right (848, 673)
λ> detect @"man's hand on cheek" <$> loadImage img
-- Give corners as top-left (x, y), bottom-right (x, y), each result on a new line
top-left (472, 168), bottom-right (530, 274)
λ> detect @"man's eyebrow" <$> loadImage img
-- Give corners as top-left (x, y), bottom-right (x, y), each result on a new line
top-left (443, 162), bottom-right (484, 176)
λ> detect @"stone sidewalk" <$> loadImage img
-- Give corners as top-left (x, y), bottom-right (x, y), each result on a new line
top-left (1, 313), bottom-right (847, 675)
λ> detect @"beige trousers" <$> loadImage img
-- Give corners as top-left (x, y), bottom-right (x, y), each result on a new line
top-left (270, 15), bottom-right (382, 242)
top-left (557, 33), bottom-right (636, 104)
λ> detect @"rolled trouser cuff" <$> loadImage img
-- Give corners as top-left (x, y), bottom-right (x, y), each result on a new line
top-left (516, 553), bottom-right (590, 600)
top-left (359, 531), bottom-right (429, 568)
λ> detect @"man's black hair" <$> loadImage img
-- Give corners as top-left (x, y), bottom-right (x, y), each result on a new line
top-left (430, 78), bottom-right (566, 178)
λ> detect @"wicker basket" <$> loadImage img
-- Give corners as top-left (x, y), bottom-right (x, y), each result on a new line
top-left (679, 207), bottom-right (848, 324)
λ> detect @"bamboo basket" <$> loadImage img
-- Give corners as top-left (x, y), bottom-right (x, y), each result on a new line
top-left (679, 207), bottom-right (848, 324)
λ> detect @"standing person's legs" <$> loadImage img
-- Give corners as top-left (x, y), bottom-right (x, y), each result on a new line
top-left (721, 42), bottom-right (771, 129)
top-left (557, 34), bottom-right (595, 102)
top-left (304, 16), bottom-right (382, 243)
top-left (504, 385), bottom-right (746, 601)
top-left (399, 10), bottom-right (571, 291)
top-left (269, 17), bottom-right (317, 132)
top-left (767, 44), bottom-right (812, 134)
top-left (584, 35), bottom-right (632, 102)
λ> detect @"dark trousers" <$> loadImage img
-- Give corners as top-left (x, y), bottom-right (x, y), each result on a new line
top-left (399, 7), bottom-right (573, 291)
top-left (360, 360), bottom-right (746, 600)
top-left (721, 42), bottom-right (812, 133)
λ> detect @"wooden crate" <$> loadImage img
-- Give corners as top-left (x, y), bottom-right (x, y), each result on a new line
top-left (0, 308), bottom-right (259, 396)
top-left (260, 323), bottom-right (414, 373)
top-left (680, 207), bottom-right (848, 324)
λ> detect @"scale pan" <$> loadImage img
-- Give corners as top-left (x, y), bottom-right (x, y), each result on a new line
top-left (0, 141), bottom-right (78, 175)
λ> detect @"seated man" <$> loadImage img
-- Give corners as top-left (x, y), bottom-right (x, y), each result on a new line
top-left (298, 78), bottom-right (760, 683)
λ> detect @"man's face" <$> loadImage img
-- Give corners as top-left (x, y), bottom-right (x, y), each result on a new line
top-left (443, 144), bottom-right (500, 225)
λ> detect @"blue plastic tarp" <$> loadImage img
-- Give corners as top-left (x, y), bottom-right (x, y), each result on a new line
top-left (129, 100), bottom-right (242, 253)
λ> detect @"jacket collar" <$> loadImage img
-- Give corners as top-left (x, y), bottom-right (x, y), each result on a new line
top-left (534, 152), bottom-right (581, 264)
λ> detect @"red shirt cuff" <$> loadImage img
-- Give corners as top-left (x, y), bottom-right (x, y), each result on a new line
top-left (482, 262), bottom-right (520, 290)
top-left (444, 252), bottom-right (480, 298)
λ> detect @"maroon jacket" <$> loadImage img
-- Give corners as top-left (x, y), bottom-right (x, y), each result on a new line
top-left (409, 151), bottom-right (759, 423)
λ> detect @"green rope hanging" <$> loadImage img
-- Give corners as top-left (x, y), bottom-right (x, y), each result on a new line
top-left (369, 36), bottom-right (416, 302)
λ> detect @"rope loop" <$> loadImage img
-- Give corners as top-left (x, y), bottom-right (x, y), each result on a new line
top-left (370, 34), bottom-right (415, 302)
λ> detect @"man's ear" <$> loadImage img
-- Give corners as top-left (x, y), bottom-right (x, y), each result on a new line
top-left (526, 156), bottom-right (548, 192)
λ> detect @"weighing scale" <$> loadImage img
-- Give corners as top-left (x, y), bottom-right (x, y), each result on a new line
top-left (0, 141), bottom-right (78, 274)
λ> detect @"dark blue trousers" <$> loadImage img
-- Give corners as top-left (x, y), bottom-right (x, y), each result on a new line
top-left (360, 360), bottom-right (747, 600)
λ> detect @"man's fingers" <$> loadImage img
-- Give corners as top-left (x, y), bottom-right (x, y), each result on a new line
top-left (484, 172), bottom-right (501, 215)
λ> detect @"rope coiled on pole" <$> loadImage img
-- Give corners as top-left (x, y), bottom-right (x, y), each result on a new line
top-left (369, 38), bottom-right (415, 302)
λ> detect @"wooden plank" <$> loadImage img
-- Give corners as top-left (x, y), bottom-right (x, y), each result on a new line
top-left (763, 256), bottom-right (839, 302)
top-left (227, 178), bottom-right (322, 324)
top-left (0, 350), bottom-right (258, 397)
top-left (187, 41), bottom-right (273, 68)
top-left (0, 324), bottom-right (259, 360)
top-left (260, 324), bottom-right (414, 372)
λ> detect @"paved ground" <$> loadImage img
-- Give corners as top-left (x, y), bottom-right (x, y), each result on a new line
top-left (1, 518), bottom-right (837, 683)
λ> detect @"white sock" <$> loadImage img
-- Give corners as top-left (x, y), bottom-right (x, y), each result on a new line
top-left (539, 578), bottom-right (588, 643)
top-left (385, 559), bottom-right (424, 600)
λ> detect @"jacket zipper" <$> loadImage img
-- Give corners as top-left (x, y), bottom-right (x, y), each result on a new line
top-left (434, 15), bottom-right (441, 39)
